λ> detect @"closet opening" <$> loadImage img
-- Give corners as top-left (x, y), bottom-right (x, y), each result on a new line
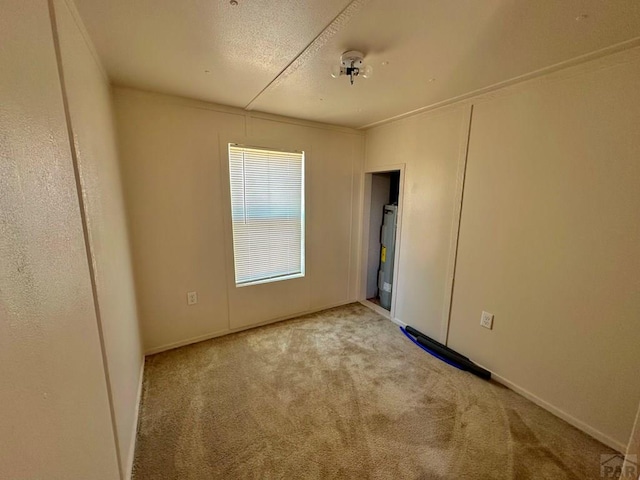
top-left (364, 170), bottom-right (401, 313)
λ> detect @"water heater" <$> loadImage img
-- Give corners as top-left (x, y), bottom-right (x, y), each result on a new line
top-left (378, 205), bottom-right (397, 310)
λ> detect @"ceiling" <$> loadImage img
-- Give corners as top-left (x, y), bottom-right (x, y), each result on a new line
top-left (74, 0), bottom-right (640, 129)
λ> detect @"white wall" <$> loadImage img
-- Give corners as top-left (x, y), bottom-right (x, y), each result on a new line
top-left (365, 105), bottom-right (470, 339)
top-left (448, 50), bottom-right (640, 450)
top-left (364, 48), bottom-right (640, 450)
top-left (53, 0), bottom-right (144, 475)
top-left (114, 88), bottom-right (364, 353)
top-left (0, 1), bottom-right (120, 478)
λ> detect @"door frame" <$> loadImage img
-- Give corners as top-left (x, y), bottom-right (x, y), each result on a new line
top-left (359, 163), bottom-right (405, 322)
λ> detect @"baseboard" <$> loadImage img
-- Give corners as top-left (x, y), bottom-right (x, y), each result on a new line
top-left (144, 300), bottom-right (355, 356)
top-left (125, 358), bottom-right (145, 480)
top-left (145, 328), bottom-right (230, 356)
top-left (389, 317), bottom-right (407, 328)
top-left (359, 299), bottom-right (391, 319)
top-left (487, 369), bottom-right (627, 453)
top-left (359, 300), bottom-right (408, 329)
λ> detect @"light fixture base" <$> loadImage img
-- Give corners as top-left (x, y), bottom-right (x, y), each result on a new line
top-left (331, 50), bottom-right (372, 85)
top-left (340, 50), bottom-right (364, 69)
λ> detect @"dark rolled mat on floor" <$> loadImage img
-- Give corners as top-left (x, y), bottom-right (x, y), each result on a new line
top-left (404, 326), bottom-right (491, 380)
top-left (405, 325), bottom-right (470, 360)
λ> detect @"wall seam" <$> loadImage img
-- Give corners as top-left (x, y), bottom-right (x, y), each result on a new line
top-left (346, 138), bottom-right (355, 302)
top-left (47, 1), bottom-right (124, 478)
top-left (443, 104), bottom-right (474, 346)
top-left (60, 0), bottom-right (109, 81)
top-left (357, 135), bottom-right (366, 300)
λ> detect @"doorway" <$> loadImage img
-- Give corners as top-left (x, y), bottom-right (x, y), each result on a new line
top-left (363, 170), bottom-right (401, 314)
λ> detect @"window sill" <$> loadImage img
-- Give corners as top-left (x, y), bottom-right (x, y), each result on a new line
top-left (235, 272), bottom-right (305, 288)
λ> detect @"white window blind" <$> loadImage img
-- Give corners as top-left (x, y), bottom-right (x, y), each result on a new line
top-left (228, 144), bottom-right (305, 286)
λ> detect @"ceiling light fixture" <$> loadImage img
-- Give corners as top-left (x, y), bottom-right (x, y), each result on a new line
top-left (330, 50), bottom-right (373, 85)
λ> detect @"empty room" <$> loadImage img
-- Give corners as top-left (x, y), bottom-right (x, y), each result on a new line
top-left (2, 0), bottom-right (640, 479)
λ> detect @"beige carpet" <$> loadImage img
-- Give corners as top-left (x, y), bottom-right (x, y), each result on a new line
top-left (132, 303), bottom-right (617, 479)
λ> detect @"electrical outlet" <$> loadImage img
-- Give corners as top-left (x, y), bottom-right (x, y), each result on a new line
top-left (480, 311), bottom-right (494, 330)
top-left (187, 291), bottom-right (198, 305)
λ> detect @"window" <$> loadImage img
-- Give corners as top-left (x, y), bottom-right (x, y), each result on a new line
top-left (228, 144), bottom-right (305, 286)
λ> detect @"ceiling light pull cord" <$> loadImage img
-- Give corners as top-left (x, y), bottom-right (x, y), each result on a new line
top-left (348, 62), bottom-right (359, 85)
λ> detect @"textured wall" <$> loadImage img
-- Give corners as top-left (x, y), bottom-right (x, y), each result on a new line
top-left (448, 52), bottom-right (640, 449)
top-left (53, 0), bottom-right (143, 475)
top-left (365, 49), bottom-right (640, 451)
top-left (0, 1), bottom-right (120, 478)
top-left (114, 88), bottom-right (364, 353)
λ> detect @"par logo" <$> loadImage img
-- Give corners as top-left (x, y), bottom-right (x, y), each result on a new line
top-left (600, 453), bottom-right (637, 479)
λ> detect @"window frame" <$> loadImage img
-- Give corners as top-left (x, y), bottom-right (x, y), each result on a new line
top-left (226, 142), bottom-right (306, 288)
